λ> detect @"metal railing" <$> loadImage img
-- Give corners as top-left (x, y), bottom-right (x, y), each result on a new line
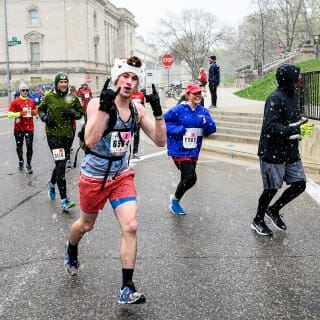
top-left (300, 71), bottom-right (320, 120)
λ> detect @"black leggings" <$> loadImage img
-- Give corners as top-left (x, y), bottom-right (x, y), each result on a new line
top-left (173, 160), bottom-right (197, 200)
top-left (208, 83), bottom-right (218, 106)
top-left (47, 135), bottom-right (73, 199)
top-left (14, 131), bottom-right (34, 165)
top-left (256, 180), bottom-right (306, 220)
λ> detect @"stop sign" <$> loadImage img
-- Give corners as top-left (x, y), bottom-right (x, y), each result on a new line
top-left (161, 54), bottom-right (174, 68)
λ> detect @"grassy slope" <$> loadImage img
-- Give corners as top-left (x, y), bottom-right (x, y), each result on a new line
top-left (234, 59), bottom-right (320, 101)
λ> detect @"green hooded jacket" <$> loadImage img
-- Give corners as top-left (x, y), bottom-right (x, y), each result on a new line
top-left (38, 91), bottom-right (84, 137)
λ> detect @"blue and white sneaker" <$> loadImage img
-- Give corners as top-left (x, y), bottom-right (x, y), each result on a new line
top-left (47, 180), bottom-right (56, 200)
top-left (61, 198), bottom-right (75, 212)
top-left (64, 242), bottom-right (79, 276)
top-left (118, 283), bottom-right (146, 304)
top-left (169, 195), bottom-right (186, 215)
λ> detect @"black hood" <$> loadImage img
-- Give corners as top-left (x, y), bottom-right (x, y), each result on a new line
top-left (276, 64), bottom-right (300, 93)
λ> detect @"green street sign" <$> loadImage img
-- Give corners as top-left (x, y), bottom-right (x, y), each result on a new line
top-left (8, 40), bottom-right (21, 46)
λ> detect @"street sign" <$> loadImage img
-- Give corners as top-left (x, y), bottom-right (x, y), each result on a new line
top-left (161, 54), bottom-right (174, 68)
top-left (8, 36), bottom-right (21, 46)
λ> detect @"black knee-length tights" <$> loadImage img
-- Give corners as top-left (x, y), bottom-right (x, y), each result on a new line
top-left (174, 160), bottom-right (197, 200)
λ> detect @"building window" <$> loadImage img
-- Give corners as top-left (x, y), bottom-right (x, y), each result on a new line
top-left (28, 9), bottom-right (40, 27)
top-left (30, 42), bottom-right (40, 63)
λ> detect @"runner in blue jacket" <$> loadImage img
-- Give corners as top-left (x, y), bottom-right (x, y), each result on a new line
top-left (164, 83), bottom-right (216, 215)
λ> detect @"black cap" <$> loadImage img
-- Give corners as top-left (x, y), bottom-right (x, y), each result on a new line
top-left (209, 55), bottom-right (216, 61)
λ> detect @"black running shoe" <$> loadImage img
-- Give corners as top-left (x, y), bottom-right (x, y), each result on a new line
top-left (26, 164), bottom-right (33, 174)
top-left (251, 219), bottom-right (273, 236)
top-left (266, 208), bottom-right (287, 230)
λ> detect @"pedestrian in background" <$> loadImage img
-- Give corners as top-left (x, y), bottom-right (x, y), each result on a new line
top-left (29, 86), bottom-right (43, 107)
top-left (197, 67), bottom-right (208, 95)
top-left (8, 83), bottom-right (37, 174)
top-left (64, 56), bottom-right (166, 304)
top-left (131, 88), bottom-right (145, 158)
top-left (38, 72), bottom-right (84, 212)
top-left (251, 64), bottom-right (314, 236)
top-left (208, 55), bottom-right (220, 108)
top-left (164, 83), bottom-right (216, 215)
top-left (77, 83), bottom-right (93, 113)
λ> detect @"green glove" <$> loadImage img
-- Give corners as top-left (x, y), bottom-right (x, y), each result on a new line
top-left (300, 122), bottom-right (314, 136)
top-left (7, 111), bottom-right (21, 119)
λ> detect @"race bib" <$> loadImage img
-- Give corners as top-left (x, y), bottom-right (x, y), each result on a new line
top-left (183, 128), bottom-right (197, 149)
top-left (84, 93), bottom-right (89, 98)
top-left (23, 107), bottom-right (32, 118)
top-left (110, 131), bottom-right (131, 153)
top-left (52, 148), bottom-right (66, 160)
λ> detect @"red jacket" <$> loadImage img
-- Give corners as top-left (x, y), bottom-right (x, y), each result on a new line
top-left (78, 87), bottom-right (93, 111)
top-left (198, 70), bottom-right (207, 83)
top-left (8, 97), bottom-right (37, 132)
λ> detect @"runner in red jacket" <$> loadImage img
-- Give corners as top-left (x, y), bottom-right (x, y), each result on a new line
top-left (77, 83), bottom-right (93, 112)
top-left (197, 68), bottom-right (208, 94)
top-left (8, 83), bottom-right (37, 173)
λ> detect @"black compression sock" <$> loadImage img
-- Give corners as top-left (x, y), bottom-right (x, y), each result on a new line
top-left (68, 241), bottom-right (78, 259)
top-left (122, 268), bottom-right (134, 289)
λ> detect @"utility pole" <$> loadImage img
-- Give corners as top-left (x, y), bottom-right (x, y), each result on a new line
top-left (3, 0), bottom-right (11, 106)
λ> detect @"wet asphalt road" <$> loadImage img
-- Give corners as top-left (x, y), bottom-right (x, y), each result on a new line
top-left (1, 117), bottom-right (320, 319)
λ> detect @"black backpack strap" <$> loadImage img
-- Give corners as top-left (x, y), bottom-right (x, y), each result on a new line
top-left (99, 156), bottom-right (123, 191)
top-left (73, 145), bottom-right (82, 168)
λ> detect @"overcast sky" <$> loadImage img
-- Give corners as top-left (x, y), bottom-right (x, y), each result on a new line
top-left (112, 0), bottom-right (254, 40)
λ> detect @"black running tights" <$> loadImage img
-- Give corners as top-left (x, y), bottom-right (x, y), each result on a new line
top-left (256, 180), bottom-right (306, 220)
top-left (47, 135), bottom-right (73, 199)
top-left (174, 160), bottom-right (197, 200)
top-left (14, 131), bottom-right (34, 165)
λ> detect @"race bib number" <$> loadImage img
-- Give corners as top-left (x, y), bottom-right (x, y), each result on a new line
top-left (52, 148), bottom-right (66, 160)
top-left (23, 107), bottom-right (32, 118)
top-left (110, 132), bottom-right (132, 153)
top-left (84, 93), bottom-right (89, 98)
top-left (183, 128), bottom-right (197, 149)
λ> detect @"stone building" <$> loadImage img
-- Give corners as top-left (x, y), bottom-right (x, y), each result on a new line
top-left (0, 0), bottom-right (159, 93)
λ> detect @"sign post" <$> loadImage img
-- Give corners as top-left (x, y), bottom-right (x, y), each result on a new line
top-left (161, 54), bottom-right (174, 85)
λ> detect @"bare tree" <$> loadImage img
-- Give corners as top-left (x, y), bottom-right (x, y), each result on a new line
top-left (153, 9), bottom-right (227, 79)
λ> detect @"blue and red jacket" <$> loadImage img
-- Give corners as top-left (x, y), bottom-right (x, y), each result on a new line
top-left (164, 103), bottom-right (216, 158)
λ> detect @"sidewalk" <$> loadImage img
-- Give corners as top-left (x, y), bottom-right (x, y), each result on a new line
top-left (164, 87), bottom-right (265, 113)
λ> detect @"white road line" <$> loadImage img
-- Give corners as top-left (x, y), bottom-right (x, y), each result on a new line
top-left (132, 150), bottom-right (167, 161)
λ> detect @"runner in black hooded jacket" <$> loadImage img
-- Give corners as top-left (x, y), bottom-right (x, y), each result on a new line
top-left (251, 64), bottom-right (312, 236)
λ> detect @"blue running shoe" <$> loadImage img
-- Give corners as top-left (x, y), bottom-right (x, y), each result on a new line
top-left (47, 180), bottom-right (56, 200)
top-left (64, 242), bottom-right (79, 276)
top-left (61, 198), bottom-right (75, 212)
top-left (169, 194), bottom-right (186, 215)
top-left (118, 283), bottom-right (146, 304)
